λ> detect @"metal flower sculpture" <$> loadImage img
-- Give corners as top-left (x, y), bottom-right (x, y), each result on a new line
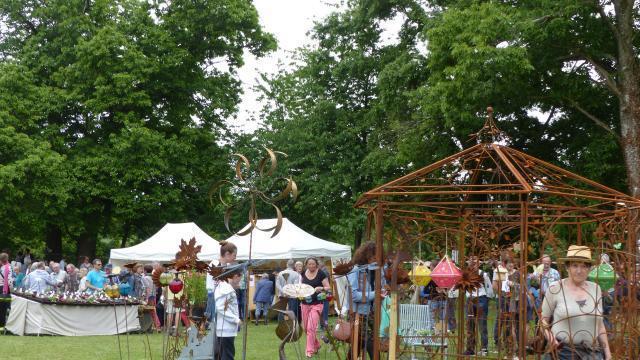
top-left (210, 147), bottom-right (298, 238)
top-left (384, 250), bottom-right (412, 289)
top-left (453, 267), bottom-right (483, 293)
top-left (151, 266), bottom-right (167, 288)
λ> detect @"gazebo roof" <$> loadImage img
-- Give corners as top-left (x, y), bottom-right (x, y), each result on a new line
top-left (355, 110), bottom-right (640, 226)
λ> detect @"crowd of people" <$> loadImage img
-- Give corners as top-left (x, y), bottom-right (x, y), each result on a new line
top-left (203, 240), bottom-right (335, 360)
top-left (409, 246), bottom-right (632, 360)
top-left (2, 241), bottom-right (637, 360)
top-left (0, 249), bottom-right (166, 333)
top-left (6, 255), bottom-right (155, 301)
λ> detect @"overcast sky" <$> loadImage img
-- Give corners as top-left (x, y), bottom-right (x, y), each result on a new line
top-left (230, 0), bottom-right (340, 133)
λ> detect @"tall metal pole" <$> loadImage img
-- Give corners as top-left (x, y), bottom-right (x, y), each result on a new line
top-left (373, 205), bottom-right (384, 360)
top-left (456, 221), bottom-right (466, 356)
top-left (518, 197), bottom-right (528, 360)
top-left (241, 230), bottom-right (253, 360)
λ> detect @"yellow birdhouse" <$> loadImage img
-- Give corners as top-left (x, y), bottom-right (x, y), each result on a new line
top-left (409, 261), bottom-right (432, 286)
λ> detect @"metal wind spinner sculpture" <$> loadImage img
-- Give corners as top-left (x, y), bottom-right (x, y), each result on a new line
top-left (210, 147), bottom-right (298, 238)
top-left (210, 146), bottom-right (298, 360)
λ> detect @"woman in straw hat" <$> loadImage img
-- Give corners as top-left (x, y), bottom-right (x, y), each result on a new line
top-left (540, 245), bottom-right (611, 360)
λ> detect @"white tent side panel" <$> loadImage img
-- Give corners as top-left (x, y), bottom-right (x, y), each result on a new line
top-left (109, 222), bottom-right (219, 267)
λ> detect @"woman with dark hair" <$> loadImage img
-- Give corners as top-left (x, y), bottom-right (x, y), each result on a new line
top-left (300, 257), bottom-right (330, 358)
top-left (541, 245), bottom-right (611, 360)
top-left (347, 241), bottom-right (386, 360)
top-left (206, 241), bottom-right (237, 292)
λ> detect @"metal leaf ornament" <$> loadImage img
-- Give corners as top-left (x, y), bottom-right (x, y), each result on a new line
top-left (210, 147), bottom-right (298, 237)
top-left (333, 259), bottom-right (354, 276)
top-left (453, 267), bottom-right (483, 293)
top-left (170, 237), bottom-right (209, 272)
top-left (207, 265), bottom-right (226, 279)
top-left (385, 250), bottom-right (412, 290)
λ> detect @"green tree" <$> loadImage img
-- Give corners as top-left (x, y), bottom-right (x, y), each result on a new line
top-left (0, 124), bottom-right (69, 253)
top-left (414, 0), bottom-right (637, 194)
top-left (255, 0), bottom-right (639, 247)
top-left (0, 0), bottom-right (275, 259)
top-left (254, 3), bottom-right (429, 244)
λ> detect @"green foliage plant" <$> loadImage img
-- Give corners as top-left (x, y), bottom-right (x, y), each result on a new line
top-left (184, 270), bottom-right (208, 307)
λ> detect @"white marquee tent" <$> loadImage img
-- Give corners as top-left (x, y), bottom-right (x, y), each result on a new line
top-left (109, 222), bottom-right (219, 267)
top-left (226, 218), bottom-right (351, 261)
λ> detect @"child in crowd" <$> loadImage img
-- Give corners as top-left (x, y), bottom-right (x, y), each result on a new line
top-left (214, 266), bottom-right (243, 360)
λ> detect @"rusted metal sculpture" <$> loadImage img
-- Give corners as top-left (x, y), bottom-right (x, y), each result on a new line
top-left (210, 147), bottom-right (298, 360)
top-left (355, 108), bottom-right (640, 359)
top-left (163, 237), bottom-right (212, 360)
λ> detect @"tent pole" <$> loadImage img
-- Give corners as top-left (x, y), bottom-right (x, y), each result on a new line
top-left (241, 230), bottom-right (253, 360)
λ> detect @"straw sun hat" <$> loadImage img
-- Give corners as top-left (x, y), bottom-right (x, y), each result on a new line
top-left (558, 245), bottom-right (595, 264)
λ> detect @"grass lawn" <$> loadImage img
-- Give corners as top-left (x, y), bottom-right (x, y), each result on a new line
top-left (2, 300), bottom-right (521, 359)
top-left (1, 322), bottom-right (343, 360)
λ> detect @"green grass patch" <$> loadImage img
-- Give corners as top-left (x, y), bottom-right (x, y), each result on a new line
top-left (1, 322), bottom-right (342, 360)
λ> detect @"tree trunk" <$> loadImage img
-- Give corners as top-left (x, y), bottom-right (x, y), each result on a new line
top-left (619, 98), bottom-right (640, 198)
top-left (120, 222), bottom-right (131, 248)
top-left (76, 216), bottom-right (100, 260)
top-left (76, 231), bottom-right (98, 261)
top-left (616, 0), bottom-right (640, 198)
top-left (354, 227), bottom-right (362, 249)
top-left (45, 223), bottom-right (63, 261)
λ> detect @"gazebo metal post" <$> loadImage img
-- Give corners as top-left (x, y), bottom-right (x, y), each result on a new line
top-left (373, 205), bottom-right (384, 360)
top-left (518, 198), bottom-right (528, 360)
top-left (627, 209), bottom-right (639, 358)
top-left (456, 222), bottom-right (466, 356)
top-left (577, 222), bottom-right (583, 245)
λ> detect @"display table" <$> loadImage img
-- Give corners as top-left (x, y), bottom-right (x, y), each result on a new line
top-left (6, 294), bottom-right (140, 336)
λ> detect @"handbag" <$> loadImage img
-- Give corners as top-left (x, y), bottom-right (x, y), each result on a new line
top-left (332, 317), bottom-right (352, 342)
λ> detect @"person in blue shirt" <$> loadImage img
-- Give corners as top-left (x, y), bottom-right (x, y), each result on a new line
top-left (253, 273), bottom-right (274, 325)
top-left (13, 264), bottom-right (25, 290)
top-left (347, 241), bottom-right (387, 360)
top-left (85, 259), bottom-right (106, 293)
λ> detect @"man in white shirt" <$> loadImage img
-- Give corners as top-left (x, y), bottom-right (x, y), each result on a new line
top-left (464, 256), bottom-right (491, 356)
top-left (492, 258), bottom-right (518, 351)
top-left (50, 262), bottom-right (67, 289)
top-left (538, 254), bottom-right (560, 299)
top-left (276, 259), bottom-right (301, 321)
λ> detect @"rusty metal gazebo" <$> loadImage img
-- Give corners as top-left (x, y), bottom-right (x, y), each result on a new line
top-left (354, 108), bottom-right (640, 359)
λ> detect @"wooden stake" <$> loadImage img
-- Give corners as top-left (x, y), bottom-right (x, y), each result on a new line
top-left (388, 291), bottom-right (398, 359)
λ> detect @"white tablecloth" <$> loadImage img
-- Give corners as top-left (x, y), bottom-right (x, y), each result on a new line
top-left (6, 295), bottom-right (140, 336)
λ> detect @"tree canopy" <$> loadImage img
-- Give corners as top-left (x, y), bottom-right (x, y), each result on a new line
top-left (1, 0), bottom-right (638, 256)
top-left (0, 0), bottom-right (275, 259)
top-left (255, 0), bottom-right (639, 245)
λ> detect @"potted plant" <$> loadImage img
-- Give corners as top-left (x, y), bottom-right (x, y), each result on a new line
top-left (184, 271), bottom-right (208, 318)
